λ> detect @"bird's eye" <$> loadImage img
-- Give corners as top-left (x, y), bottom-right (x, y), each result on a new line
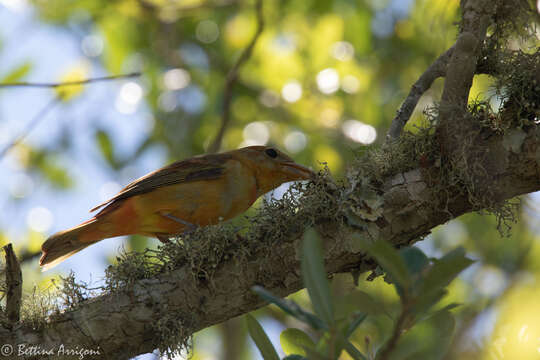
top-left (265, 148), bottom-right (278, 158)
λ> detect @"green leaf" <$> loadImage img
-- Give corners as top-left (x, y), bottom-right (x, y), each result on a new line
top-left (1, 62), bottom-right (32, 83)
top-left (283, 356), bottom-right (306, 360)
top-left (301, 228), bottom-right (334, 326)
top-left (252, 286), bottom-right (326, 330)
top-left (410, 289), bottom-right (448, 318)
top-left (418, 247), bottom-right (473, 297)
top-left (388, 311), bottom-right (456, 360)
top-left (417, 303), bottom-right (461, 324)
top-left (100, 16), bottom-right (136, 73)
top-left (399, 247), bottom-right (430, 276)
top-left (345, 312), bottom-right (368, 338)
top-left (280, 328), bottom-right (315, 356)
top-left (344, 341), bottom-right (368, 360)
top-left (438, 303), bottom-right (461, 312)
top-left (246, 314), bottom-right (280, 360)
top-left (329, 312), bottom-right (367, 360)
top-left (34, 155), bottom-right (74, 189)
top-left (303, 346), bottom-right (329, 360)
top-left (353, 235), bottom-right (411, 290)
top-left (337, 290), bottom-right (383, 318)
top-left (54, 62), bottom-right (89, 101)
top-left (95, 129), bottom-right (116, 167)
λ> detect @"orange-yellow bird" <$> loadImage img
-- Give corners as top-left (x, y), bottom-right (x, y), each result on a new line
top-left (40, 146), bottom-right (314, 270)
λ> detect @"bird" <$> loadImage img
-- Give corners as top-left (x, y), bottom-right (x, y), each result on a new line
top-left (39, 146), bottom-right (314, 270)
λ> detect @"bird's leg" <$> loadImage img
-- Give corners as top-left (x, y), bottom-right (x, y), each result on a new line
top-left (161, 213), bottom-right (199, 235)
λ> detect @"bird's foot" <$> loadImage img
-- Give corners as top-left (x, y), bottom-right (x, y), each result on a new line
top-left (161, 213), bottom-right (199, 236)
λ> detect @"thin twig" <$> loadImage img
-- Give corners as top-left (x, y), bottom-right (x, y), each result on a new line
top-left (385, 46), bottom-right (455, 142)
top-left (0, 72), bottom-right (141, 159)
top-left (208, 0), bottom-right (264, 153)
top-left (3, 244), bottom-right (22, 324)
top-left (0, 72), bottom-right (140, 88)
top-left (377, 305), bottom-right (409, 360)
top-left (0, 96), bottom-right (59, 159)
top-left (137, 0), bottom-right (237, 18)
top-left (175, 0), bottom-right (237, 13)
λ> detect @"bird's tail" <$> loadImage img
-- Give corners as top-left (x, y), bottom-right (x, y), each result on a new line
top-left (40, 218), bottom-right (107, 271)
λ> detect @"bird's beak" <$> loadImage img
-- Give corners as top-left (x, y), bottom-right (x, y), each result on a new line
top-left (280, 161), bottom-right (316, 180)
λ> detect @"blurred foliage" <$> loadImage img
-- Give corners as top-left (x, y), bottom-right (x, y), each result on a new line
top-left (249, 229), bottom-right (471, 360)
top-left (0, 62), bottom-right (33, 83)
top-left (0, 0), bottom-right (538, 359)
top-left (25, 0), bottom-right (463, 171)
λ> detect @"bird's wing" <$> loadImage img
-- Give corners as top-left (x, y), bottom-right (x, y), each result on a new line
top-left (91, 153), bottom-right (233, 216)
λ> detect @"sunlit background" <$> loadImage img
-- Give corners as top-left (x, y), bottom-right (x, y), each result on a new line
top-left (0, 0), bottom-right (539, 359)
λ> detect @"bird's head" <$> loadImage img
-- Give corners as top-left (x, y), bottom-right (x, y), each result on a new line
top-left (233, 146), bottom-right (315, 195)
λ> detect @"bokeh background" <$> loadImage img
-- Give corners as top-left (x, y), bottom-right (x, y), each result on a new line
top-left (0, 0), bottom-right (539, 359)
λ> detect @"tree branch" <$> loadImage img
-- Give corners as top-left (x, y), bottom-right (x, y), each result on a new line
top-left (387, 0), bottom-right (523, 142)
top-left (0, 96), bottom-right (59, 159)
top-left (208, 0), bottom-right (265, 153)
top-left (377, 304), bottom-right (409, 360)
top-left (386, 45), bottom-right (454, 142)
top-left (438, 0), bottom-right (499, 148)
top-left (175, 0), bottom-right (238, 13)
top-left (0, 72), bottom-right (142, 159)
top-left (1, 119), bottom-right (538, 358)
top-left (0, 72), bottom-right (140, 88)
top-left (2, 244), bottom-right (22, 324)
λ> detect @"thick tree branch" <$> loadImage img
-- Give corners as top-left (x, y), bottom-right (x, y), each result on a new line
top-left (1, 119), bottom-right (538, 358)
top-left (387, 0), bottom-right (500, 143)
top-left (438, 0), bottom-right (499, 150)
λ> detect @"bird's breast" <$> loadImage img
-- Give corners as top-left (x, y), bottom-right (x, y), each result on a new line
top-left (219, 160), bottom-right (258, 218)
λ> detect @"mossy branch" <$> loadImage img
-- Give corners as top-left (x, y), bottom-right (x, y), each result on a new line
top-left (0, 117), bottom-right (538, 358)
top-left (387, 0), bottom-right (538, 141)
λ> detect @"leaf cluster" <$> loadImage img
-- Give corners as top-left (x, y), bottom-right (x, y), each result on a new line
top-left (247, 228), bottom-right (473, 360)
